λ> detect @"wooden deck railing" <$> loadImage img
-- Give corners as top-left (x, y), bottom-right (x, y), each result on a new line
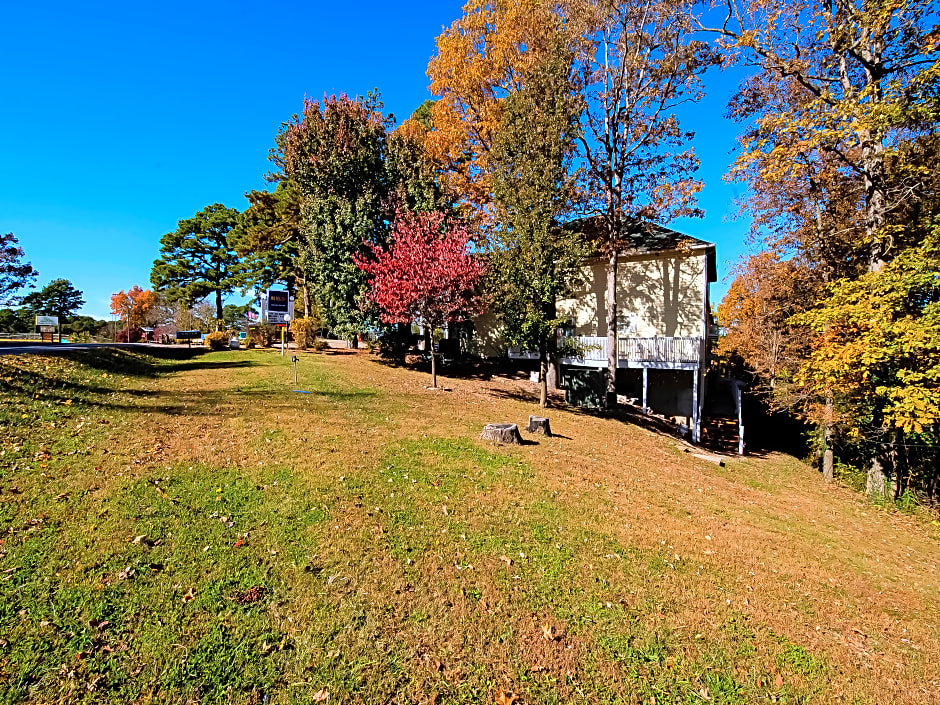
top-left (509, 335), bottom-right (703, 365)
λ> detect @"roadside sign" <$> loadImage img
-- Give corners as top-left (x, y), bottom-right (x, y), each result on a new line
top-left (35, 315), bottom-right (59, 327)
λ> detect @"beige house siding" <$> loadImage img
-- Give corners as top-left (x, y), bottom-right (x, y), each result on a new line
top-left (468, 310), bottom-right (507, 359)
top-left (557, 250), bottom-right (709, 339)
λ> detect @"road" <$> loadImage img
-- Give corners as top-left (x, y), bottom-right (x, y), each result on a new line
top-left (0, 342), bottom-right (166, 356)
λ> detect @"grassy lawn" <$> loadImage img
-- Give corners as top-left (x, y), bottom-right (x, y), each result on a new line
top-left (1, 348), bottom-right (938, 704)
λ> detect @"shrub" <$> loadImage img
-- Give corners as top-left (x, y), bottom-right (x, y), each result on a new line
top-left (205, 331), bottom-right (231, 351)
top-left (247, 324), bottom-right (277, 348)
top-left (290, 317), bottom-right (318, 349)
top-left (309, 338), bottom-right (327, 351)
top-left (116, 327), bottom-right (144, 343)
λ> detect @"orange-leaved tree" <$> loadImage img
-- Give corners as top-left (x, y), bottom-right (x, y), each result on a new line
top-left (110, 286), bottom-right (156, 341)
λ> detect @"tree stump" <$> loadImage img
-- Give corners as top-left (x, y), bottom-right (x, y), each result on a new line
top-left (526, 415), bottom-right (552, 436)
top-left (481, 423), bottom-right (522, 445)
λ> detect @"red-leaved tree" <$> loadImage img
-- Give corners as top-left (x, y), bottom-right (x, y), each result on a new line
top-left (354, 210), bottom-right (485, 388)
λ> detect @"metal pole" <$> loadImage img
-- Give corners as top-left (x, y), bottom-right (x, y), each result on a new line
top-left (281, 326), bottom-right (285, 356)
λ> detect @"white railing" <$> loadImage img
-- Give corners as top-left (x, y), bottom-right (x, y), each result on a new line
top-left (618, 336), bottom-right (701, 364)
top-left (509, 335), bottom-right (702, 366)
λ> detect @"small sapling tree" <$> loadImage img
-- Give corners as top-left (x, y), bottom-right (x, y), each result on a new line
top-left (354, 210), bottom-right (485, 388)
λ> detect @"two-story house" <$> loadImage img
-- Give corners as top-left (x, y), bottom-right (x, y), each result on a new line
top-left (471, 219), bottom-right (717, 443)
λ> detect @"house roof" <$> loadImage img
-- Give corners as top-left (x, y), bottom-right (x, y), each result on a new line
top-left (566, 216), bottom-right (717, 283)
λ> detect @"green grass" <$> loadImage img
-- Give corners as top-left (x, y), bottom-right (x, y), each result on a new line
top-left (0, 348), bottom-right (920, 704)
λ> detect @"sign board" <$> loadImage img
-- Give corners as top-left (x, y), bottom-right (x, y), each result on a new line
top-left (267, 291), bottom-right (289, 313)
top-left (267, 311), bottom-right (290, 324)
top-left (175, 330), bottom-right (202, 340)
top-left (35, 315), bottom-right (59, 327)
top-left (39, 326), bottom-right (56, 333)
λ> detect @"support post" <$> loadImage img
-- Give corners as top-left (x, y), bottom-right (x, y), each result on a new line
top-left (642, 367), bottom-right (648, 414)
top-left (692, 368), bottom-right (700, 443)
top-left (736, 383), bottom-right (744, 455)
top-left (281, 326), bottom-right (285, 356)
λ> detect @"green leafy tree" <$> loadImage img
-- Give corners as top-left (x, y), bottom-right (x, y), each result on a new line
top-left (488, 40), bottom-right (588, 408)
top-left (0, 308), bottom-right (30, 333)
top-left (0, 233), bottom-right (37, 306)
top-left (222, 303), bottom-right (256, 329)
top-left (229, 180), bottom-right (310, 313)
top-left (64, 315), bottom-right (105, 336)
top-left (20, 279), bottom-right (85, 321)
top-left (273, 92), bottom-right (392, 340)
top-left (151, 204), bottom-right (240, 329)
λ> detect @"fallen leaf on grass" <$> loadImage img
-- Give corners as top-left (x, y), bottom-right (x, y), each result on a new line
top-left (495, 689), bottom-right (518, 705)
top-left (699, 687), bottom-right (711, 700)
top-left (232, 585), bottom-right (266, 605)
top-left (541, 623), bottom-right (558, 641)
top-left (312, 687), bottom-right (329, 702)
top-left (233, 538), bottom-right (245, 548)
top-left (499, 555), bottom-right (513, 567)
top-left (182, 587), bottom-right (196, 604)
top-left (775, 673), bottom-right (784, 688)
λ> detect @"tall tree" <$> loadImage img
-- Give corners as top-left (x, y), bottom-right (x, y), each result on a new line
top-left (228, 180), bottom-right (309, 314)
top-left (697, 0), bottom-right (940, 273)
top-left (488, 38), bottom-right (588, 407)
top-left (429, 0), bottom-right (716, 405)
top-left (20, 279), bottom-right (85, 321)
top-left (705, 0), bottom-right (940, 491)
top-left (354, 210), bottom-right (486, 388)
top-left (568, 0), bottom-right (717, 406)
top-left (273, 93), bottom-right (392, 340)
top-left (151, 204), bottom-right (240, 329)
top-left (0, 233), bottom-right (37, 306)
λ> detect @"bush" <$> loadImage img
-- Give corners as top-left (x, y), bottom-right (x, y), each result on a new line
top-left (247, 324), bottom-right (277, 348)
top-left (205, 331), bottom-right (231, 351)
top-left (116, 327), bottom-right (144, 343)
top-left (377, 324), bottom-right (418, 363)
top-left (309, 338), bottom-right (327, 351)
top-left (290, 317), bottom-right (319, 349)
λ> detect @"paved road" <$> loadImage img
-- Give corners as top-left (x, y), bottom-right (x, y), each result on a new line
top-left (0, 342), bottom-right (166, 356)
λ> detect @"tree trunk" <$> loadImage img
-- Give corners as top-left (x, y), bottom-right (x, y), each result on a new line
top-left (430, 348), bottom-right (437, 388)
top-left (301, 279), bottom-right (310, 318)
top-left (215, 289), bottom-right (224, 330)
top-left (605, 248), bottom-right (618, 408)
top-left (538, 343), bottom-right (548, 408)
top-left (867, 455), bottom-right (886, 497)
top-left (823, 395), bottom-right (834, 482)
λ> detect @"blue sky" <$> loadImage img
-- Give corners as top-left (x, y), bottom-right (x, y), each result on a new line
top-left (1, 0), bottom-right (752, 319)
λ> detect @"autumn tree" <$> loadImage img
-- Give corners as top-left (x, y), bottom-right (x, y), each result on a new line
top-left (110, 286), bottom-right (157, 341)
top-left (386, 104), bottom-right (454, 216)
top-left (705, 0), bottom-right (940, 491)
top-left (354, 210), bottom-right (485, 388)
top-left (792, 221), bottom-right (940, 496)
top-left (0, 233), bottom-right (37, 306)
top-left (697, 0), bottom-right (939, 274)
top-left (273, 93), bottom-right (392, 340)
top-left (20, 279), bottom-right (85, 321)
top-left (429, 0), bottom-right (716, 405)
top-left (488, 38), bottom-right (588, 407)
top-left (151, 204), bottom-right (240, 329)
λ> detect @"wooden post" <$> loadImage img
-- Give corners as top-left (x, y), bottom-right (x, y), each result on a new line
top-left (642, 367), bottom-right (648, 414)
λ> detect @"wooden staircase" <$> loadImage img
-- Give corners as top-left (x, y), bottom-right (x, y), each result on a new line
top-left (701, 418), bottom-right (739, 454)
